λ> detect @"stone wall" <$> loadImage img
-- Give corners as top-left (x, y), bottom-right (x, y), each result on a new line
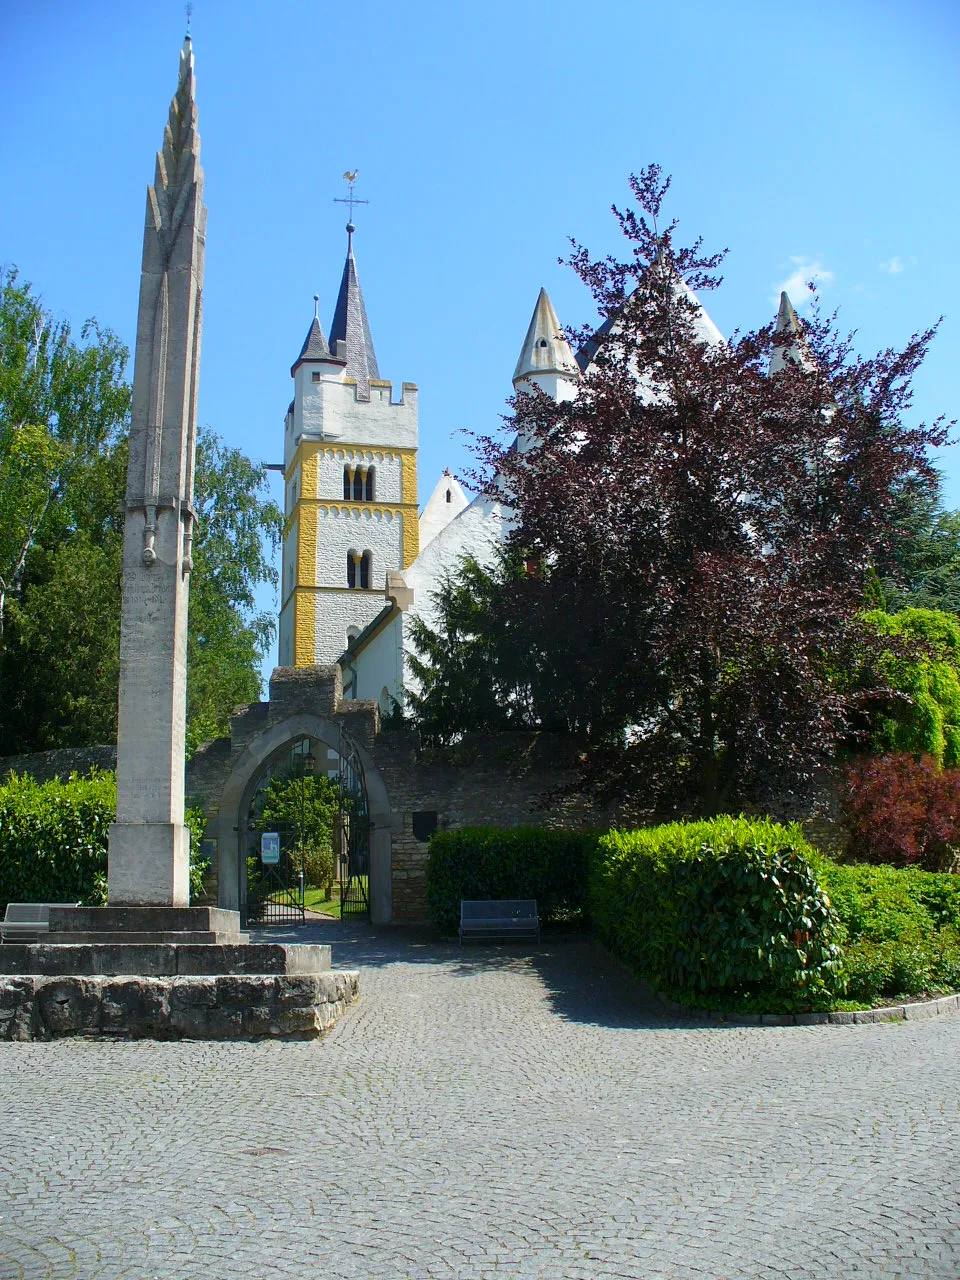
top-left (0, 746), bottom-right (117, 783)
top-left (369, 730), bottom-right (618, 922)
top-left (0, 668), bottom-right (849, 927)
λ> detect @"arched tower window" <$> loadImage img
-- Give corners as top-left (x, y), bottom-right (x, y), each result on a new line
top-left (343, 466), bottom-right (351, 500)
top-left (365, 467), bottom-right (375, 501)
top-left (445, 488), bottom-right (451, 503)
top-left (360, 550), bottom-right (372, 590)
top-left (353, 467), bottom-right (364, 501)
top-left (346, 549), bottom-right (358, 588)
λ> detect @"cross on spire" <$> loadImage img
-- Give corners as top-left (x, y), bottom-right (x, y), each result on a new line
top-left (334, 170), bottom-right (369, 235)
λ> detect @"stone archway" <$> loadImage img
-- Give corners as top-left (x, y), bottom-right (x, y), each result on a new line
top-left (210, 710), bottom-right (396, 925)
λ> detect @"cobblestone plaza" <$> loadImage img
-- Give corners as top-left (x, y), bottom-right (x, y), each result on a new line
top-left (1, 924), bottom-right (958, 1279)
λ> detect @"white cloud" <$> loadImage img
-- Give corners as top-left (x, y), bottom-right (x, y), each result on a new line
top-left (880, 256), bottom-right (906, 274)
top-left (771, 257), bottom-right (834, 310)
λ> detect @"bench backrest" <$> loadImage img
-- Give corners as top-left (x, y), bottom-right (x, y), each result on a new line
top-left (460, 899), bottom-right (538, 922)
top-left (2, 902), bottom-right (76, 924)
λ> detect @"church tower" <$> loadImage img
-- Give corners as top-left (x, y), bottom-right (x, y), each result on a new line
top-left (278, 221), bottom-right (419, 667)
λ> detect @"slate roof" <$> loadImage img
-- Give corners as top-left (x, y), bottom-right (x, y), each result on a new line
top-left (329, 227), bottom-right (380, 393)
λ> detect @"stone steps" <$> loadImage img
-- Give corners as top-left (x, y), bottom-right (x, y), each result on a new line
top-left (0, 942), bottom-right (332, 977)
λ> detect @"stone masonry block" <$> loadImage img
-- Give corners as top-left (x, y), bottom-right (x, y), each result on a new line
top-left (275, 1004), bottom-right (323, 1036)
top-left (100, 978), bottom-right (170, 1036)
top-left (317, 1000), bottom-right (346, 1030)
top-left (171, 977), bottom-right (218, 1009)
top-left (35, 977), bottom-right (101, 1035)
top-left (242, 1005), bottom-right (286, 1038)
top-left (170, 1004), bottom-right (243, 1040)
top-left (215, 974), bottom-right (279, 1009)
top-left (0, 977), bottom-right (37, 1041)
top-left (268, 665), bottom-right (341, 719)
top-left (277, 975), bottom-right (323, 1007)
top-left (0, 947), bottom-right (36, 975)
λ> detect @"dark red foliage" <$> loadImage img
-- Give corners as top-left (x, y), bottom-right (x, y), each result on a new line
top-left (466, 166), bottom-right (952, 815)
top-left (842, 754), bottom-right (960, 871)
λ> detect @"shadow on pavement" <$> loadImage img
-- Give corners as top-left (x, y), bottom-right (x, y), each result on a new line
top-left (251, 919), bottom-right (682, 1030)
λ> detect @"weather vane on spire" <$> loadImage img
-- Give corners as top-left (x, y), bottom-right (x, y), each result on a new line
top-left (185, 2), bottom-right (193, 34)
top-left (334, 170), bottom-right (369, 224)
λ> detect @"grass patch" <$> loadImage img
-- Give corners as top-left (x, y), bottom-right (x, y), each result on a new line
top-left (303, 887), bottom-right (342, 919)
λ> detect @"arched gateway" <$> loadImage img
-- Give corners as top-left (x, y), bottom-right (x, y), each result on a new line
top-left (199, 668), bottom-right (397, 926)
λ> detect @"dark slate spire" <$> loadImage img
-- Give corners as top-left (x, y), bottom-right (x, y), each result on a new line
top-left (291, 294), bottom-right (342, 376)
top-left (328, 222), bottom-right (379, 394)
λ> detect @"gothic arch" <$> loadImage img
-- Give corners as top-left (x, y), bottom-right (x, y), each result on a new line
top-left (210, 712), bottom-right (396, 925)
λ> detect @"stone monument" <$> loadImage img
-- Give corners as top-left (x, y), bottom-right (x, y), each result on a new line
top-left (0, 37), bottom-right (360, 1038)
top-left (108, 33), bottom-right (205, 908)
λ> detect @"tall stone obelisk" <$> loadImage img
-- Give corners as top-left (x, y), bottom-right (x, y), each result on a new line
top-left (108, 35), bottom-right (206, 907)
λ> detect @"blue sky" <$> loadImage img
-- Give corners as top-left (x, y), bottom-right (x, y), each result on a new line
top-left (3, 0), bottom-right (958, 676)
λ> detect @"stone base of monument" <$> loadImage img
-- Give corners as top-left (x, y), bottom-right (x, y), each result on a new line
top-left (0, 970), bottom-right (359, 1041)
top-left (44, 905), bottom-right (249, 946)
top-left (0, 908), bottom-right (360, 1041)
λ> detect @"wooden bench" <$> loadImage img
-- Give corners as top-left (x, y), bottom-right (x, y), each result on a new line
top-left (0, 902), bottom-right (78, 944)
top-left (459, 899), bottom-right (540, 944)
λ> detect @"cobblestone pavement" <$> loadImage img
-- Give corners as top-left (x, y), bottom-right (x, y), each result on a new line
top-left (1, 923), bottom-right (959, 1280)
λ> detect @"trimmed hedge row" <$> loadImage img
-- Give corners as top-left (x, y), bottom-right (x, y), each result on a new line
top-left (589, 818), bottom-right (843, 1009)
top-left (0, 770), bottom-right (208, 908)
top-left (425, 818), bottom-right (960, 1011)
top-left (425, 826), bottom-right (595, 935)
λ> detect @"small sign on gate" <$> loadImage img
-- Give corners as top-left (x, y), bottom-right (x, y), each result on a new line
top-left (261, 832), bottom-right (281, 864)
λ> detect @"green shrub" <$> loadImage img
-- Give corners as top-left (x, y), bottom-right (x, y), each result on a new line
top-left (813, 859), bottom-right (960, 1002)
top-left (426, 826), bottom-right (596, 934)
top-left (814, 860), bottom-right (960, 939)
top-left (0, 770), bottom-right (115, 908)
top-left (589, 817), bottom-right (843, 1010)
top-left (0, 770), bottom-right (212, 908)
top-left (841, 930), bottom-right (960, 1002)
top-left (185, 800), bottom-right (210, 900)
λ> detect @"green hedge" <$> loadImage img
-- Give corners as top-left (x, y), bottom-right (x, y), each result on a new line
top-left (589, 817), bottom-right (843, 1010)
top-left (0, 771), bottom-right (209, 908)
top-left (0, 770), bottom-right (116, 908)
top-left (815, 860), bottom-right (960, 1002)
top-left (426, 826), bottom-right (596, 934)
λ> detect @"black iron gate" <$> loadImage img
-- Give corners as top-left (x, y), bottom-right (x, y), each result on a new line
top-left (244, 737), bottom-right (322, 927)
top-left (246, 824), bottom-right (305, 926)
top-left (338, 728), bottom-right (370, 920)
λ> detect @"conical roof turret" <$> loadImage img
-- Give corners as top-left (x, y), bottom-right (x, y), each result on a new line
top-left (513, 288), bottom-right (579, 386)
top-left (770, 290), bottom-right (815, 374)
top-left (291, 296), bottom-right (342, 376)
top-left (329, 222), bottom-right (379, 394)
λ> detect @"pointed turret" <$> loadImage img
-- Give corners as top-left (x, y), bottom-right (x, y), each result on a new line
top-left (513, 287), bottom-right (579, 383)
top-left (512, 288), bottom-right (579, 403)
top-left (770, 290), bottom-right (814, 374)
top-left (328, 222), bottom-right (379, 395)
top-left (291, 295), bottom-right (342, 376)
